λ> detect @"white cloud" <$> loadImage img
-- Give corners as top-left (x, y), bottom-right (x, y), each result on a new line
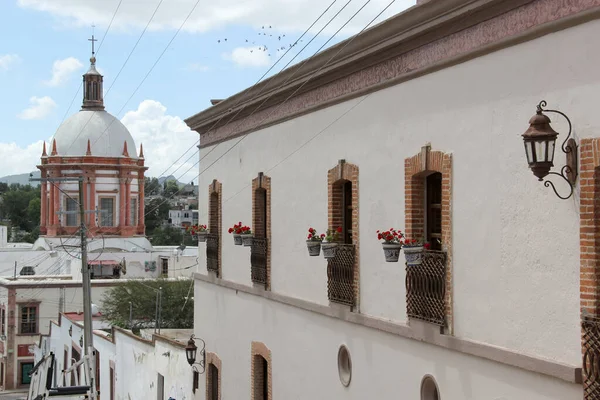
top-left (0, 54), bottom-right (20, 71)
top-left (17, 0), bottom-right (415, 36)
top-left (17, 96), bottom-right (57, 120)
top-left (45, 57), bottom-right (83, 86)
top-left (0, 140), bottom-right (45, 176)
top-left (121, 100), bottom-right (198, 182)
top-left (224, 47), bottom-right (271, 67)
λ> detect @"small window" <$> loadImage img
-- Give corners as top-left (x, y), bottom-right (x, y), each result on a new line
top-left (65, 197), bottom-right (78, 226)
top-left (99, 198), bottom-right (115, 227)
top-left (130, 198), bottom-right (138, 226)
top-left (337, 345), bottom-right (352, 387)
top-left (19, 266), bottom-right (35, 276)
top-left (209, 193), bottom-right (219, 233)
top-left (109, 365), bottom-right (115, 400)
top-left (426, 173), bottom-right (442, 251)
top-left (0, 308), bottom-right (5, 336)
top-left (193, 370), bottom-right (199, 394)
top-left (421, 375), bottom-right (440, 400)
top-left (253, 355), bottom-right (268, 400)
top-left (207, 363), bottom-right (219, 400)
top-left (161, 259), bottom-right (168, 277)
top-left (20, 306), bottom-right (37, 334)
top-left (92, 82), bottom-right (98, 100)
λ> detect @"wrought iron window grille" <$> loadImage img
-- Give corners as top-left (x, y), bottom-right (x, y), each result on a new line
top-left (583, 315), bottom-right (600, 399)
top-left (251, 237), bottom-right (268, 285)
top-left (327, 244), bottom-right (355, 307)
top-left (206, 233), bottom-right (219, 276)
top-left (405, 250), bottom-right (447, 326)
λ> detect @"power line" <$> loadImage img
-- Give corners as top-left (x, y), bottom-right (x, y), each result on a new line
top-left (62, 0), bottom-right (166, 156)
top-left (145, 0), bottom-right (392, 218)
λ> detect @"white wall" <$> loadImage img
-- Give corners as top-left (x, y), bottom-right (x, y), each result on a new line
top-left (194, 280), bottom-right (581, 400)
top-left (194, 19), bottom-right (600, 366)
top-left (39, 317), bottom-right (193, 400)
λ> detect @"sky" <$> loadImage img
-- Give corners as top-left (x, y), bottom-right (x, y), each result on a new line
top-left (0, 0), bottom-right (415, 183)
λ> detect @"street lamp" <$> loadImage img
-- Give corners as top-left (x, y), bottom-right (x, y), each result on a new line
top-left (185, 335), bottom-right (206, 373)
top-left (522, 100), bottom-right (578, 199)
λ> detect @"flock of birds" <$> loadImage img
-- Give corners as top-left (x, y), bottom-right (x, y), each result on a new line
top-left (216, 25), bottom-right (305, 57)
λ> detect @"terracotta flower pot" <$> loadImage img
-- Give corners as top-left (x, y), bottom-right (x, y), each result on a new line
top-left (382, 243), bottom-right (402, 262)
top-left (403, 245), bottom-right (424, 266)
top-left (233, 234), bottom-right (243, 246)
top-left (197, 232), bottom-right (207, 242)
top-left (241, 234), bottom-right (254, 247)
top-left (306, 240), bottom-right (321, 256)
top-left (321, 242), bottom-right (338, 260)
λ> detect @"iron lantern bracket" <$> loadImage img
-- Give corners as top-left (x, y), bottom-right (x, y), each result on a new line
top-left (537, 100), bottom-right (578, 200)
top-left (190, 335), bottom-right (206, 374)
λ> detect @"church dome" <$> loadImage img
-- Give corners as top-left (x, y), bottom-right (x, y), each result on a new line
top-left (52, 110), bottom-right (138, 158)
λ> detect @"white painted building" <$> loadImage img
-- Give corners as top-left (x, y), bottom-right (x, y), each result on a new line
top-left (35, 312), bottom-right (195, 400)
top-left (168, 209), bottom-right (199, 230)
top-left (184, 0), bottom-right (600, 399)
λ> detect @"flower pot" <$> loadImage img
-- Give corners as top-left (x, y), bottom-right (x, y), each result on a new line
top-left (306, 240), bottom-right (321, 256)
top-left (241, 234), bottom-right (254, 247)
top-left (321, 242), bottom-right (338, 260)
top-left (233, 234), bottom-right (243, 246)
top-left (403, 245), bottom-right (424, 266)
top-left (382, 243), bottom-right (402, 262)
top-left (197, 232), bottom-right (207, 242)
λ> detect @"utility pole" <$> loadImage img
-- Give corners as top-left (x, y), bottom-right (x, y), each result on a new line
top-left (13, 261), bottom-right (16, 279)
top-left (129, 301), bottom-right (133, 329)
top-left (31, 175), bottom-right (97, 400)
top-left (158, 286), bottom-right (163, 335)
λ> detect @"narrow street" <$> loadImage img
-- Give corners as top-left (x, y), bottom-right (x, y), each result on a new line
top-left (0, 392), bottom-right (27, 400)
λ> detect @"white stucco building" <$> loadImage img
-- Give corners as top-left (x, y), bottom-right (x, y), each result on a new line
top-left (184, 0), bottom-right (600, 399)
top-left (34, 312), bottom-right (194, 400)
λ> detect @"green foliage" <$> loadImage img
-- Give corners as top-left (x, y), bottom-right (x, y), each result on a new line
top-left (144, 196), bottom-right (170, 232)
top-left (163, 180), bottom-right (180, 198)
top-left (0, 184), bottom-right (40, 239)
top-left (149, 225), bottom-right (196, 246)
top-left (101, 279), bottom-right (194, 329)
top-left (144, 177), bottom-right (161, 196)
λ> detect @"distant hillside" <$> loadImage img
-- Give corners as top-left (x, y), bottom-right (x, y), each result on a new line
top-left (0, 171), bottom-right (40, 186)
top-left (0, 172), bottom-right (186, 188)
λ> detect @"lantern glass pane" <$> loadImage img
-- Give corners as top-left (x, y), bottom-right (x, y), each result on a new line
top-left (524, 142), bottom-right (533, 164)
top-left (534, 140), bottom-right (547, 162)
top-left (548, 139), bottom-right (556, 163)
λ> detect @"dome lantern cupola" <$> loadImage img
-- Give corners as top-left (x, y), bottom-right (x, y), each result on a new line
top-left (82, 34), bottom-right (104, 111)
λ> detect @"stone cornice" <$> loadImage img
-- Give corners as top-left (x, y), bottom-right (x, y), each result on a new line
top-left (194, 272), bottom-right (582, 384)
top-left (185, 0), bottom-right (600, 148)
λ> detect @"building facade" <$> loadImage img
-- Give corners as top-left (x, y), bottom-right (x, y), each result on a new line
top-left (185, 0), bottom-right (600, 398)
top-left (35, 313), bottom-right (194, 400)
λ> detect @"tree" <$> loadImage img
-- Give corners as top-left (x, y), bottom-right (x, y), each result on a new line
top-left (163, 180), bottom-right (180, 198)
top-left (144, 196), bottom-right (170, 232)
top-left (0, 184), bottom-right (40, 231)
top-left (101, 279), bottom-right (194, 329)
top-left (144, 177), bottom-right (161, 196)
top-left (149, 225), bottom-right (183, 246)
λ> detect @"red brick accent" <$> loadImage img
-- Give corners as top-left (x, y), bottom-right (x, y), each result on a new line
top-left (580, 139), bottom-right (600, 316)
top-left (252, 173), bottom-right (272, 289)
top-left (209, 180), bottom-right (223, 277)
top-left (405, 145), bottom-right (453, 333)
top-left (251, 341), bottom-right (272, 400)
top-left (327, 160), bottom-right (360, 308)
top-left (206, 352), bottom-right (222, 400)
top-left (5, 289), bottom-right (15, 390)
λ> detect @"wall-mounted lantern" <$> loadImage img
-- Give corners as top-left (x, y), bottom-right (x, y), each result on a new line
top-left (522, 100), bottom-right (577, 199)
top-left (185, 335), bottom-right (206, 374)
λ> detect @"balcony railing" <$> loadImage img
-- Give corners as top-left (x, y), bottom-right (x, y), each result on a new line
top-left (327, 244), bottom-right (355, 307)
top-left (405, 250), bottom-right (446, 326)
top-left (251, 237), bottom-right (268, 285)
top-left (583, 316), bottom-right (600, 399)
top-left (206, 233), bottom-right (219, 276)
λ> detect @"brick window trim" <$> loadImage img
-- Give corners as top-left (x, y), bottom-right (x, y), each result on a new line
top-left (252, 173), bottom-right (271, 289)
top-left (251, 341), bottom-right (272, 400)
top-left (16, 302), bottom-right (40, 336)
top-left (404, 144), bottom-right (453, 333)
top-left (206, 352), bottom-right (222, 400)
top-left (208, 179), bottom-right (223, 277)
top-left (327, 160), bottom-right (360, 308)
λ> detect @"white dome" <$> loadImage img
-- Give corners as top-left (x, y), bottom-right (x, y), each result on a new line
top-left (52, 110), bottom-right (137, 158)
